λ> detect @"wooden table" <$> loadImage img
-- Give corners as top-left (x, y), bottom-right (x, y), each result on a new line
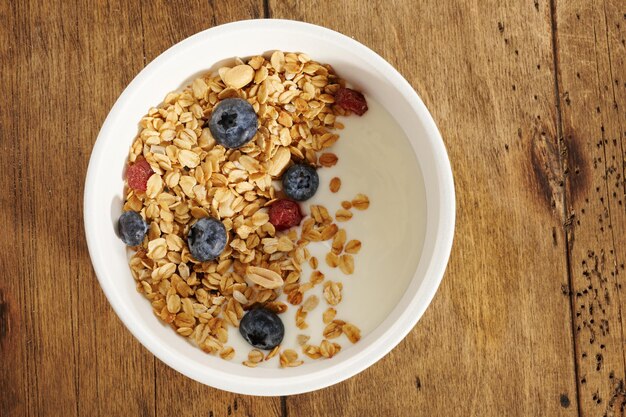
top-left (1, 0), bottom-right (625, 416)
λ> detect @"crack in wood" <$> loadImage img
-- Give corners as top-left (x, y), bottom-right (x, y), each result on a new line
top-left (553, 0), bottom-right (626, 415)
top-left (281, 396), bottom-right (287, 417)
top-left (549, 0), bottom-right (584, 415)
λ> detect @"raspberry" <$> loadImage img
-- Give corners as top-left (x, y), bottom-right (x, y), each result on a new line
top-left (126, 158), bottom-right (153, 191)
top-left (335, 87), bottom-right (368, 116)
top-left (269, 199), bottom-right (303, 231)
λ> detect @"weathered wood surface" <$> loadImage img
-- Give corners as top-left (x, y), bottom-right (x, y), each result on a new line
top-left (0, 0), bottom-right (623, 416)
top-left (555, 0), bottom-right (626, 415)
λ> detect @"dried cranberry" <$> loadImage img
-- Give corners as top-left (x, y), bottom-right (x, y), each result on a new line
top-left (335, 87), bottom-right (368, 116)
top-left (269, 199), bottom-right (303, 231)
top-left (126, 158), bottom-right (153, 191)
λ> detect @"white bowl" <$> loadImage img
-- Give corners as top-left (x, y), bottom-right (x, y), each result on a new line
top-left (84, 19), bottom-right (455, 396)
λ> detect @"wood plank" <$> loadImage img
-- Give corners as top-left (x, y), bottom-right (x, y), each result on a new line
top-left (0, 1), bottom-right (30, 415)
top-left (73, 1), bottom-right (158, 416)
top-left (555, 0), bottom-right (626, 415)
top-left (269, 1), bottom-right (579, 415)
top-left (9, 1), bottom-right (626, 415)
top-left (0, 0), bottom-right (157, 416)
top-left (138, 2), bottom-right (281, 416)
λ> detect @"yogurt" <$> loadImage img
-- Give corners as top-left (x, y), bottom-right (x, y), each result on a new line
top-left (228, 97), bottom-right (427, 365)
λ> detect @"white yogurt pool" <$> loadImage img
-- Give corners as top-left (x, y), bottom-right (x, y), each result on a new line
top-left (227, 97), bottom-right (427, 365)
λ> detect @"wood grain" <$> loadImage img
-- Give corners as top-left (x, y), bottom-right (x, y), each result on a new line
top-left (1, 0), bottom-right (155, 416)
top-left (137, 1), bottom-right (281, 416)
top-left (1, 0), bottom-right (625, 416)
top-left (0, 3), bottom-right (27, 415)
top-left (555, 0), bottom-right (626, 415)
top-left (269, 0), bottom-right (578, 415)
top-left (74, 2), bottom-right (160, 416)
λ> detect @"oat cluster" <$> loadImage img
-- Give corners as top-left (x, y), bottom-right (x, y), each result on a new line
top-left (124, 51), bottom-right (368, 366)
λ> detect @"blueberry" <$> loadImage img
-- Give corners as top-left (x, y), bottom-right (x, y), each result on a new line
top-left (118, 211), bottom-right (148, 246)
top-left (208, 98), bottom-right (258, 148)
top-left (187, 217), bottom-right (227, 262)
top-left (282, 164), bottom-right (319, 201)
top-left (239, 308), bottom-right (285, 350)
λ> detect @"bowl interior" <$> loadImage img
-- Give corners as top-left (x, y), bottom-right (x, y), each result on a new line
top-left (84, 19), bottom-right (454, 396)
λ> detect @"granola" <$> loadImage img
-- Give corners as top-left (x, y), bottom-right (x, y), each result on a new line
top-left (121, 51), bottom-right (370, 367)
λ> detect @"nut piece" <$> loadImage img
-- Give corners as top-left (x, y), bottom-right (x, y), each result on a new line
top-left (302, 295), bottom-right (319, 313)
top-left (232, 290), bottom-right (248, 305)
top-left (302, 344), bottom-right (322, 359)
top-left (320, 223), bottom-right (339, 241)
top-left (166, 293), bottom-right (181, 313)
top-left (248, 349), bottom-right (264, 363)
top-left (192, 78), bottom-right (208, 100)
top-left (352, 194), bottom-right (370, 210)
top-left (245, 266), bottom-right (284, 289)
top-left (178, 150), bottom-right (200, 168)
top-left (339, 254), bottom-right (354, 275)
top-left (310, 270), bottom-right (325, 285)
top-left (329, 177), bottom-right (341, 193)
top-left (295, 307), bottom-right (308, 329)
top-left (242, 360), bottom-right (258, 368)
top-left (279, 349), bottom-right (303, 367)
top-left (267, 147), bottom-right (291, 177)
top-left (145, 174), bottom-right (164, 199)
top-left (335, 209), bottom-right (353, 222)
top-left (287, 289), bottom-right (303, 305)
top-left (332, 229), bottom-right (346, 254)
top-left (319, 153), bottom-right (338, 167)
top-left (325, 252), bottom-right (340, 268)
top-left (264, 301), bottom-right (288, 314)
top-left (322, 307), bottom-right (337, 324)
top-left (343, 323), bottom-right (361, 343)
top-left (147, 238), bottom-right (167, 260)
top-left (344, 239), bottom-right (362, 254)
top-left (319, 339), bottom-right (339, 358)
top-left (220, 346), bottom-right (235, 360)
top-left (311, 205), bottom-right (332, 225)
top-left (323, 319), bottom-right (345, 339)
top-left (297, 334), bottom-right (310, 346)
top-left (224, 65), bottom-right (254, 89)
top-left (270, 51), bottom-right (286, 72)
top-left (323, 281), bottom-right (343, 305)
top-left (265, 345), bottom-right (281, 361)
